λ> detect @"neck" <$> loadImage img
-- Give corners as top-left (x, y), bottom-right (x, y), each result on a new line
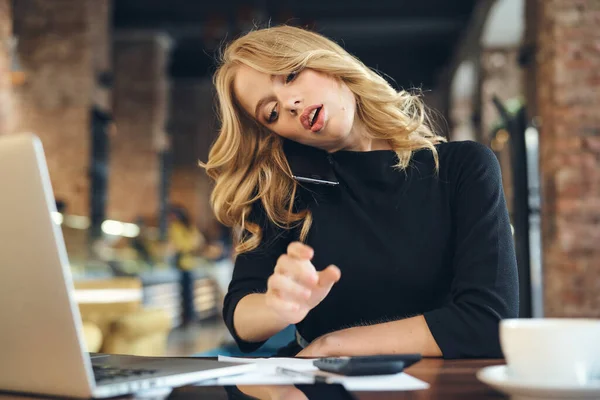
top-left (344, 137), bottom-right (392, 152)
top-left (332, 119), bottom-right (392, 152)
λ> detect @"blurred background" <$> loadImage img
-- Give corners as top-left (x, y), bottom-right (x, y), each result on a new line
top-left (0, 0), bottom-right (598, 357)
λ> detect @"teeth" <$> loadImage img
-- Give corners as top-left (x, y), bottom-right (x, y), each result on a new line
top-left (308, 109), bottom-right (318, 125)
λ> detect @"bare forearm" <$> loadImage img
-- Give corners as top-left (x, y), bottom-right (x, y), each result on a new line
top-left (303, 315), bottom-right (442, 357)
top-left (233, 293), bottom-right (291, 343)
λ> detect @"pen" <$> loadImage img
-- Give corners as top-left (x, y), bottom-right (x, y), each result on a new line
top-left (275, 367), bottom-right (330, 383)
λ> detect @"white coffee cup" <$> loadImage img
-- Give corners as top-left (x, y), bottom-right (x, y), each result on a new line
top-left (500, 318), bottom-right (600, 385)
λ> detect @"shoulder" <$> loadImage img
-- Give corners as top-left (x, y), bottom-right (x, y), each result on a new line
top-left (436, 141), bottom-right (502, 197)
top-left (436, 140), bottom-right (497, 166)
top-left (435, 140), bottom-right (500, 178)
top-left (410, 140), bottom-right (498, 176)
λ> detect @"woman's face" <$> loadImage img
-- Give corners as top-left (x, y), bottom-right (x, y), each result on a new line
top-left (233, 65), bottom-right (358, 152)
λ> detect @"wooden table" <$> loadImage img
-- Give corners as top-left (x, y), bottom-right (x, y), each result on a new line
top-left (0, 359), bottom-right (507, 399)
top-left (363, 358), bottom-right (507, 399)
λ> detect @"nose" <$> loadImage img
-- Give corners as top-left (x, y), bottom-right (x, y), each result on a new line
top-left (282, 97), bottom-right (302, 116)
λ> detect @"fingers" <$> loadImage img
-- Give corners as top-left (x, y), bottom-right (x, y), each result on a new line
top-left (317, 265), bottom-right (341, 288)
top-left (287, 242), bottom-right (314, 260)
top-left (268, 274), bottom-right (311, 303)
top-left (267, 254), bottom-right (341, 320)
top-left (266, 273), bottom-right (309, 315)
top-left (275, 254), bottom-right (318, 286)
top-left (265, 292), bottom-right (300, 313)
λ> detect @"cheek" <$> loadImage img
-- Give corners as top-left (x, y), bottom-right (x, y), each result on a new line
top-left (336, 112), bottom-right (355, 135)
top-left (336, 97), bottom-right (355, 130)
top-left (272, 124), bottom-right (300, 141)
top-left (334, 84), bottom-right (355, 118)
top-left (341, 86), bottom-right (356, 114)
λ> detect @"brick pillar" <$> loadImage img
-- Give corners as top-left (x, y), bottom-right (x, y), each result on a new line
top-left (530, 0), bottom-right (600, 317)
top-left (0, 0), bottom-right (12, 135)
top-left (12, 0), bottom-right (94, 216)
top-left (169, 78), bottom-right (217, 233)
top-left (109, 33), bottom-right (171, 223)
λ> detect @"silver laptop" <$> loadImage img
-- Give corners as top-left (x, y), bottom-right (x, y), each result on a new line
top-left (0, 134), bottom-right (254, 398)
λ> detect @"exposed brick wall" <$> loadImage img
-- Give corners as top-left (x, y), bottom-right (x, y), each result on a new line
top-left (169, 166), bottom-right (206, 227)
top-left (0, 0), bottom-right (11, 135)
top-left (530, 0), bottom-right (600, 317)
top-left (11, 0), bottom-right (94, 216)
top-left (109, 33), bottom-right (171, 223)
top-left (169, 79), bottom-right (218, 233)
top-left (88, 0), bottom-right (112, 76)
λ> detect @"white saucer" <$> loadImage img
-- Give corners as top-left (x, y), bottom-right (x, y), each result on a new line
top-left (477, 365), bottom-right (600, 399)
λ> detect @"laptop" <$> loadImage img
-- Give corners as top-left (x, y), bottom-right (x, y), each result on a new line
top-left (0, 134), bottom-right (254, 398)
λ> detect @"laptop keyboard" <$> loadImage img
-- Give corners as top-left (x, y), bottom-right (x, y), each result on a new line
top-left (93, 365), bottom-right (158, 383)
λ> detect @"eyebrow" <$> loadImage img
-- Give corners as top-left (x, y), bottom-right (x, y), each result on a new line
top-left (254, 98), bottom-right (269, 121)
top-left (253, 75), bottom-right (276, 121)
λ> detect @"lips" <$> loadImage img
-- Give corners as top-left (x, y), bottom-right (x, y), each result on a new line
top-left (300, 104), bottom-right (326, 132)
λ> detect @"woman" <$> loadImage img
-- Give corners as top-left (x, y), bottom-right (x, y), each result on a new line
top-left (202, 25), bottom-right (518, 358)
top-left (167, 205), bottom-right (203, 326)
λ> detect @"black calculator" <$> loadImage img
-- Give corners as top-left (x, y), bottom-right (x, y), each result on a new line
top-left (313, 354), bottom-right (422, 376)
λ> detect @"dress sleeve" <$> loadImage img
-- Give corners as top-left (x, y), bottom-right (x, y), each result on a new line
top-left (423, 141), bottom-right (519, 358)
top-left (222, 202), bottom-right (293, 353)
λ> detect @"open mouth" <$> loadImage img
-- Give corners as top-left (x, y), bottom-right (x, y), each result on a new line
top-left (300, 104), bottom-right (326, 132)
top-left (309, 106), bottom-right (322, 127)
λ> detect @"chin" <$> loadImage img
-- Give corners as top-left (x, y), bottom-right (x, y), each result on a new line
top-left (321, 130), bottom-right (352, 146)
top-left (309, 136), bottom-right (349, 152)
top-left (292, 126), bottom-right (350, 151)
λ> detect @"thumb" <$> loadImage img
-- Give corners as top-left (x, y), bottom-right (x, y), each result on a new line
top-left (317, 265), bottom-right (341, 288)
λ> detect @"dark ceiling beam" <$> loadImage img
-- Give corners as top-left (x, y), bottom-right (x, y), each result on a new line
top-left (146, 17), bottom-right (462, 45)
top-left (315, 18), bottom-right (464, 39)
top-left (114, 0), bottom-right (477, 28)
top-left (113, 0), bottom-right (481, 92)
top-left (289, 0), bottom-right (477, 19)
top-left (440, 0), bottom-right (497, 84)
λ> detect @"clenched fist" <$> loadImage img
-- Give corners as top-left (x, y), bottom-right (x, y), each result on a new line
top-left (265, 242), bottom-right (341, 325)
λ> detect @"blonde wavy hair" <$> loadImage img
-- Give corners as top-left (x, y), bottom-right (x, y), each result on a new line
top-left (201, 25), bottom-right (446, 254)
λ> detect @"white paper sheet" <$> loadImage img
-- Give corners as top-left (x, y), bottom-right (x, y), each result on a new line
top-left (197, 356), bottom-right (429, 391)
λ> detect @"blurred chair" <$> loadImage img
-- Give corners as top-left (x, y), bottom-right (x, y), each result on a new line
top-left (81, 321), bottom-right (103, 353)
top-left (74, 277), bottom-right (171, 356)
